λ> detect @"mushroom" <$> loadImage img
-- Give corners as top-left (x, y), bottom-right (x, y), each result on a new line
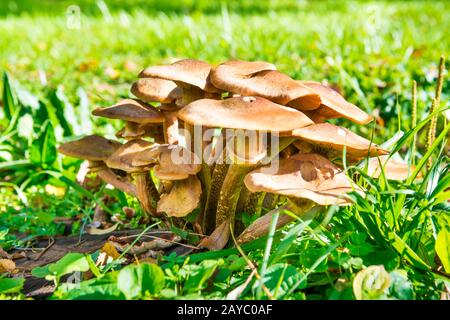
top-left (58, 135), bottom-right (136, 195)
top-left (130, 77), bottom-right (182, 104)
top-left (210, 60), bottom-right (321, 110)
top-left (131, 143), bottom-right (201, 180)
top-left (130, 143), bottom-right (202, 218)
top-left (139, 59), bottom-right (221, 104)
top-left (157, 175), bottom-right (202, 217)
top-left (105, 139), bottom-right (160, 217)
top-left (291, 123), bottom-right (388, 162)
top-left (131, 78), bottom-right (183, 144)
top-left (365, 155), bottom-right (412, 181)
top-left (92, 99), bottom-right (165, 141)
top-left (237, 153), bottom-right (359, 243)
top-left (138, 59), bottom-right (222, 191)
top-left (296, 81), bottom-right (373, 125)
top-left (178, 96), bottom-right (314, 236)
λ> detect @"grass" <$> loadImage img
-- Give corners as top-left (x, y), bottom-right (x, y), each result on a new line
top-left (0, 0), bottom-right (449, 300)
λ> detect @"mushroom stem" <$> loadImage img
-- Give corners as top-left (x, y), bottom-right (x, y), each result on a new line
top-left (215, 164), bottom-right (253, 227)
top-left (244, 192), bottom-right (265, 216)
top-left (236, 185), bottom-right (251, 215)
top-left (236, 200), bottom-right (316, 244)
top-left (96, 167), bottom-right (137, 196)
top-left (133, 172), bottom-right (160, 218)
top-left (262, 193), bottom-right (279, 211)
top-left (214, 137), bottom-right (295, 236)
top-left (184, 122), bottom-right (211, 196)
top-left (234, 189), bottom-right (265, 236)
top-left (203, 162), bottom-right (229, 234)
top-left (163, 111), bottom-right (179, 144)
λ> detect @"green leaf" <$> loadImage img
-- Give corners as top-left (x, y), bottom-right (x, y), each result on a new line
top-left (117, 263), bottom-right (165, 299)
top-left (32, 253), bottom-right (90, 283)
top-left (388, 270), bottom-right (414, 300)
top-left (0, 277), bottom-right (24, 294)
top-left (257, 263), bottom-right (306, 299)
top-left (16, 114), bottom-right (34, 139)
top-left (29, 120), bottom-right (57, 168)
top-left (300, 248), bottom-right (328, 272)
top-left (180, 260), bottom-right (222, 293)
top-left (53, 273), bottom-right (124, 300)
top-left (47, 87), bottom-right (74, 136)
top-left (270, 220), bottom-right (310, 264)
top-left (2, 72), bottom-right (16, 120)
top-left (389, 232), bottom-right (430, 270)
top-left (435, 228), bottom-right (450, 273)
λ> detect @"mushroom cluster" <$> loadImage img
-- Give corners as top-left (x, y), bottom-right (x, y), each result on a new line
top-left (59, 59), bottom-right (395, 250)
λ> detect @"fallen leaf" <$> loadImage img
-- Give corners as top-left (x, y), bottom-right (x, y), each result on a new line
top-left (198, 221), bottom-right (230, 251)
top-left (135, 257), bottom-right (157, 265)
top-left (0, 259), bottom-right (16, 273)
top-left (0, 247), bottom-right (11, 259)
top-left (101, 241), bottom-right (121, 259)
top-left (87, 223), bottom-right (118, 235)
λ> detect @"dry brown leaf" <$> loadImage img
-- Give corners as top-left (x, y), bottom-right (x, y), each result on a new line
top-left (87, 223), bottom-right (118, 235)
top-left (0, 247), bottom-right (11, 259)
top-left (0, 259), bottom-right (16, 273)
top-left (198, 221), bottom-right (230, 251)
top-left (136, 257), bottom-right (157, 265)
top-left (100, 241), bottom-right (121, 259)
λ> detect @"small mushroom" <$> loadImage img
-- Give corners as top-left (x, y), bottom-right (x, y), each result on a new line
top-left (139, 59), bottom-right (221, 104)
top-left (58, 135), bottom-right (136, 195)
top-left (131, 143), bottom-right (201, 180)
top-left (130, 78), bottom-right (184, 144)
top-left (297, 81), bottom-right (373, 125)
top-left (157, 175), bottom-right (202, 217)
top-left (105, 139), bottom-right (160, 217)
top-left (292, 123), bottom-right (388, 162)
top-left (237, 153), bottom-right (359, 243)
top-left (92, 99), bottom-right (165, 141)
top-left (130, 77), bottom-right (182, 104)
top-left (366, 155), bottom-right (412, 181)
top-left (210, 60), bottom-right (321, 110)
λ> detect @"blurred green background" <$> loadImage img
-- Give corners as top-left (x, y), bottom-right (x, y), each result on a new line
top-left (1, 0), bottom-right (449, 139)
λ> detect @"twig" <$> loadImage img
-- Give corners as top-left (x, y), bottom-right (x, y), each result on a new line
top-left (33, 237), bottom-right (55, 261)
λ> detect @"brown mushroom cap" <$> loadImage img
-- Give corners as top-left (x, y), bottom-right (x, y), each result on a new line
top-left (131, 144), bottom-right (201, 180)
top-left (139, 59), bottom-right (219, 93)
top-left (131, 78), bottom-right (182, 104)
top-left (58, 135), bottom-right (121, 161)
top-left (297, 81), bottom-right (372, 125)
top-left (157, 175), bottom-right (202, 217)
top-left (105, 139), bottom-right (154, 173)
top-left (366, 155), bottom-right (411, 181)
top-left (292, 123), bottom-right (388, 160)
top-left (178, 96), bottom-right (314, 133)
top-left (244, 153), bottom-right (358, 205)
top-left (92, 99), bottom-right (165, 124)
top-left (210, 61), bottom-right (321, 110)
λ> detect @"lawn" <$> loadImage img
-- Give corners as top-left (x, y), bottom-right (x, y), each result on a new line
top-left (0, 0), bottom-right (449, 300)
